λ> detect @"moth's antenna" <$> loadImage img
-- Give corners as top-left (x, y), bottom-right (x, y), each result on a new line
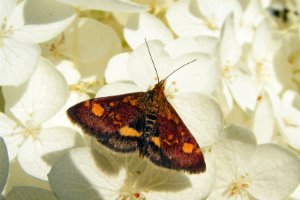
top-left (163, 59), bottom-right (197, 82)
top-left (145, 38), bottom-right (160, 83)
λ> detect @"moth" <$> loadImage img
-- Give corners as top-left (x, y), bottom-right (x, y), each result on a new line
top-left (67, 41), bottom-right (206, 173)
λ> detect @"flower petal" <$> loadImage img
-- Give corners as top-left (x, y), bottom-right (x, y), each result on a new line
top-left (61, 17), bottom-right (121, 63)
top-left (18, 127), bottom-right (83, 180)
top-left (124, 13), bottom-right (173, 49)
top-left (128, 41), bottom-right (171, 90)
top-left (58, 0), bottom-right (148, 12)
top-left (0, 137), bottom-right (9, 193)
top-left (0, 0), bottom-right (16, 23)
top-left (209, 124), bottom-right (257, 199)
top-left (105, 53), bottom-right (131, 83)
top-left (248, 144), bottom-right (300, 200)
top-left (166, 0), bottom-right (208, 37)
top-left (252, 93), bottom-right (275, 144)
top-left (170, 92), bottom-right (223, 146)
top-left (0, 113), bottom-right (25, 161)
top-left (3, 58), bottom-right (68, 126)
top-left (48, 147), bottom-right (123, 200)
top-left (8, 0), bottom-right (76, 43)
top-left (96, 82), bottom-right (143, 97)
top-left (0, 38), bottom-right (40, 86)
top-left (5, 186), bottom-right (57, 200)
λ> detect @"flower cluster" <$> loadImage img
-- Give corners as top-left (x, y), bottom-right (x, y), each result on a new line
top-left (0, 0), bottom-right (300, 199)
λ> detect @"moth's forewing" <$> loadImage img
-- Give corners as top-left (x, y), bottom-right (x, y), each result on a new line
top-left (145, 98), bottom-right (206, 173)
top-left (67, 92), bottom-right (145, 152)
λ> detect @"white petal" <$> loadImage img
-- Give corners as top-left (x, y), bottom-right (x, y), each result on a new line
top-left (170, 92), bottom-right (223, 146)
top-left (56, 60), bottom-right (81, 85)
top-left (58, 0), bottom-right (148, 12)
top-left (128, 41), bottom-right (171, 90)
top-left (0, 38), bottom-right (40, 86)
top-left (8, 0), bottom-right (76, 43)
top-left (248, 144), bottom-right (300, 200)
top-left (166, 0), bottom-right (210, 37)
top-left (195, 0), bottom-right (242, 30)
top-left (5, 186), bottom-right (57, 200)
top-left (0, 137), bottom-right (9, 193)
top-left (252, 19), bottom-right (280, 61)
top-left (167, 53), bottom-right (219, 94)
top-left (209, 124), bottom-right (257, 199)
top-left (144, 154), bottom-right (216, 200)
top-left (124, 13), bottom-right (173, 49)
top-left (96, 82), bottom-right (143, 97)
top-left (0, 0), bottom-right (16, 22)
top-left (220, 14), bottom-right (241, 67)
top-left (252, 93), bottom-right (275, 144)
top-left (105, 53), bottom-right (131, 83)
top-left (3, 58), bottom-right (68, 126)
top-left (48, 147), bottom-right (123, 200)
top-left (0, 113), bottom-right (25, 161)
top-left (18, 127), bottom-right (83, 180)
top-left (3, 159), bottom-right (50, 195)
top-left (62, 17), bottom-right (121, 63)
top-left (226, 71), bottom-right (259, 111)
top-left (281, 90), bottom-right (300, 126)
top-left (164, 37), bottom-right (218, 58)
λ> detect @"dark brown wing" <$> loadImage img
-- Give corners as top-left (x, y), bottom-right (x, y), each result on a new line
top-left (145, 98), bottom-right (206, 173)
top-left (67, 92), bottom-right (146, 152)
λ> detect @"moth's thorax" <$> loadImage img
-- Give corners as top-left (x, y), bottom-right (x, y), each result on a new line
top-left (141, 81), bottom-right (166, 113)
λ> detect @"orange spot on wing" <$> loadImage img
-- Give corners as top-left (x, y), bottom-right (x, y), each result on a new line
top-left (167, 134), bottom-right (174, 140)
top-left (151, 136), bottom-right (161, 147)
top-left (182, 142), bottom-right (194, 153)
top-left (119, 126), bottom-right (141, 137)
top-left (195, 148), bottom-right (201, 155)
top-left (92, 103), bottom-right (104, 116)
top-left (109, 102), bottom-right (115, 107)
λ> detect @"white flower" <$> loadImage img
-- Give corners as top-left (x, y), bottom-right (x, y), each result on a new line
top-left (218, 14), bottom-right (259, 112)
top-left (209, 124), bottom-right (300, 200)
top-left (0, 0), bottom-right (76, 86)
top-left (0, 137), bottom-right (9, 196)
top-left (277, 90), bottom-right (300, 150)
top-left (48, 145), bottom-right (216, 200)
top-left (166, 0), bottom-right (242, 38)
top-left (58, 0), bottom-right (148, 12)
top-left (0, 58), bottom-right (83, 180)
top-left (42, 17), bottom-right (121, 65)
top-left (124, 12), bottom-right (173, 49)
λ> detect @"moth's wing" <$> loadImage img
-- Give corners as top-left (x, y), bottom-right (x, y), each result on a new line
top-left (145, 98), bottom-right (206, 173)
top-left (67, 92), bottom-right (145, 152)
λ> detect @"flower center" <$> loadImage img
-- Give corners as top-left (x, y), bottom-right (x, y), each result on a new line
top-left (22, 125), bottom-right (41, 140)
top-left (0, 16), bottom-right (14, 48)
top-left (255, 60), bottom-right (271, 83)
top-left (118, 192), bottom-right (145, 200)
top-left (228, 173), bottom-right (252, 197)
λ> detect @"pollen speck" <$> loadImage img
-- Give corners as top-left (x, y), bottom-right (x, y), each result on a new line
top-left (151, 136), bottom-right (161, 147)
top-left (92, 103), bottom-right (104, 116)
top-left (182, 142), bottom-right (194, 153)
top-left (119, 126), bottom-right (140, 137)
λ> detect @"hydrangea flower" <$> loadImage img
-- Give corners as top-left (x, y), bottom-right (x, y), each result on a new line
top-left (0, 0), bottom-right (76, 86)
top-left (0, 58), bottom-right (83, 180)
top-left (209, 124), bottom-right (300, 200)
